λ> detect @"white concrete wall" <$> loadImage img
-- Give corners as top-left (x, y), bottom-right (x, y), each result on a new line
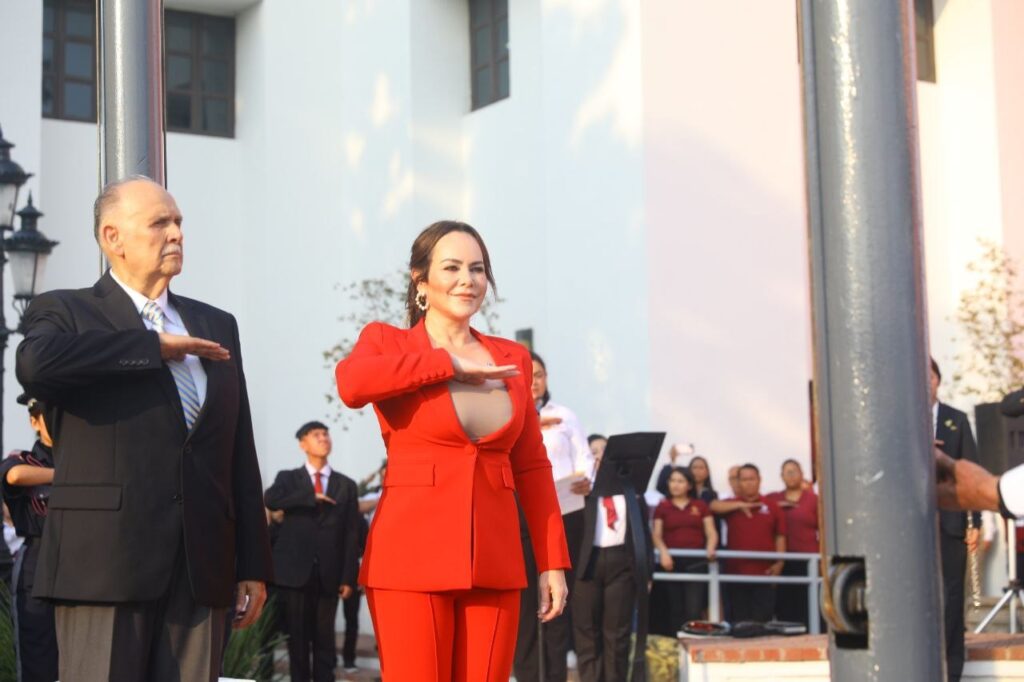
top-left (920, 0), bottom-right (1015, 409)
top-left (641, 0), bottom-right (812, 492)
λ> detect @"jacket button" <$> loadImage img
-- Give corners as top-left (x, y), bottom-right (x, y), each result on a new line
top-left (172, 493), bottom-right (183, 503)
top-left (184, 444), bottom-right (193, 454)
top-left (464, 444), bottom-right (477, 455)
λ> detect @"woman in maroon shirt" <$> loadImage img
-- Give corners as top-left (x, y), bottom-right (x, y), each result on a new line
top-left (651, 467), bottom-right (718, 633)
top-left (767, 459), bottom-right (819, 626)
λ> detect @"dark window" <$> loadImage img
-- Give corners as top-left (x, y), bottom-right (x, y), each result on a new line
top-left (469, 0), bottom-right (509, 110)
top-left (916, 0), bottom-right (936, 83)
top-left (165, 10), bottom-right (235, 137)
top-left (43, 0), bottom-right (98, 122)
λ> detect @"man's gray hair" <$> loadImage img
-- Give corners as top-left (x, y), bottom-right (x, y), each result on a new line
top-left (93, 174), bottom-right (158, 241)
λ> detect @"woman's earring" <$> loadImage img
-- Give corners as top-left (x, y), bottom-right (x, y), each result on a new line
top-left (415, 292), bottom-right (429, 311)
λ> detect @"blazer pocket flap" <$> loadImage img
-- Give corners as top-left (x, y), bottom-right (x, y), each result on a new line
top-left (501, 465), bottom-right (516, 489)
top-left (384, 463), bottom-right (435, 487)
top-left (48, 485), bottom-right (123, 511)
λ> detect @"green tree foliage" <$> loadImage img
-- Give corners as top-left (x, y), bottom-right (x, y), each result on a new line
top-left (949, 239), bottom-right (1024, 404)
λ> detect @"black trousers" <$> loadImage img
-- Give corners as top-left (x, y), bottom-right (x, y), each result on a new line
top-left (940, 533), bottom-right (966, 682)
top-left (341, 588), bottom-right (361, 668)
top-left (775, 560), bottom-right (809, 626)
top-left (280, 565), bottom-right (340, 682)
top-left (12, 540), bottom-right (58, 682)
top-left (729, 583), bottom-right (774, 623)
top-left (572, 545), bottom-right (635, 682)
top-left (513, 509), bottom-right (584, 682)
top-left (649, 556), bottom-right (707, 636)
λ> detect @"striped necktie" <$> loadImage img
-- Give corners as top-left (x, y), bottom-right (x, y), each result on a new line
top-left (141, 300), bottom-right (202, 430)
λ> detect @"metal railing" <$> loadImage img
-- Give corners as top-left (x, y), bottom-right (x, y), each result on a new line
top-left (651, 548), bottom-right (823, 634)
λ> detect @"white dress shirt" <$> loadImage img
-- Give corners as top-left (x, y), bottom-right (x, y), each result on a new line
top-left (540, 401), bottom-right (594, 515)
top-left (110, 270), bottom-right (208, 406)
top-left (305, 462), bottom-right (332, 494)
top-left (593, 494), bottom-right (628, 547)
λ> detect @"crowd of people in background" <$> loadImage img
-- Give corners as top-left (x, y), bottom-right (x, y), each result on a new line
top-left (1, 344), bottom-right (1019, 682)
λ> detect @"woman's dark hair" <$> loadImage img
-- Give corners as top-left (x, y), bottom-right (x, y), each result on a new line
top-left (587, 434), bottom-right (606, 445)
top-left (406, 220), bottom-right (497, 327)
top-left (666, 466), bottom-right (697, 499)
top-left (530, 351), bottom-right (551, 407)
top-left (687, 455), bottom-right (715, 493)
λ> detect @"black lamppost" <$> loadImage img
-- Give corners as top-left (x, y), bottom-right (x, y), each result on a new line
top-left (0, 125), bottom-right (58, 457)
top-left (0, 125), bottom-right (31, 230)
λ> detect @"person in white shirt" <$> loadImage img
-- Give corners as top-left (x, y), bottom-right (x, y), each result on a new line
top-left (513, 352), bottom-right (594, 682)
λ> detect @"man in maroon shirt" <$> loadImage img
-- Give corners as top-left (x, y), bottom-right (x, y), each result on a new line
top-left (711, 464), bottom-right (786, 623)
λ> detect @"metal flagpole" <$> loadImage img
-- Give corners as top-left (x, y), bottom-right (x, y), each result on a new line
top-left (798, 0), bottom-right (945, 679)
top-left (96, 0), bottom-right (166, 273)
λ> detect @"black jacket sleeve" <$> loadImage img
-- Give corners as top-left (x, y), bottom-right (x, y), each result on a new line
top-left (340, 479), bottom-right (360, 588)
top-left (264, 471), bottom-right (316, 511)
top-left (16, 292), bottom-right (162, 404)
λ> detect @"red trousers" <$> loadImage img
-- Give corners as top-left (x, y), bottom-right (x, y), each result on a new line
top-left (366, 587), bottom-right (520, 681)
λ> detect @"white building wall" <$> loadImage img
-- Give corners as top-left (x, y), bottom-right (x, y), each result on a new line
top-left (0, 0), bottom-right (1020, 545)
top-left (641, 1), bottom-right (812, 491)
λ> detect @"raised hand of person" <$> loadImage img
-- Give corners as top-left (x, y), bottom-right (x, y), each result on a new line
top-left (539, 415), bottom-right (563, 430)
top-left (935, 448), bottom-right (999, 512)
top-left (159, 333), bottom-right (230, 362)
top-left (448, 353), bottom-right (519, 385)
top-left (570, 477), bottom-right (592, 496)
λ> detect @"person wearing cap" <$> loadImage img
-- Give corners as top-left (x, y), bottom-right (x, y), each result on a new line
top-left (15, 177), bottom-right (272, 681)
top-left (264, 421), bottom-right (359, 682)
top-left (0, 394), bottom-right (57, 681)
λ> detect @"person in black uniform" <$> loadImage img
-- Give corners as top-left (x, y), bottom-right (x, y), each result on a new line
top-left (0, 394), bottom-right (57, 681)
top-left (264, 421), bottom-right (360, 682)
top-left (930, 358), bottom-right (981, 682)
top-left (572, 440), bottom-right (653, 682)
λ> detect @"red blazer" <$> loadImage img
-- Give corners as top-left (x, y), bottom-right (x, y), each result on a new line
top-left (335, 320), bottom-right (570, 592)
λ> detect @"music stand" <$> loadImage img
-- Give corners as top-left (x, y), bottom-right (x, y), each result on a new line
top-left (591, 431), bottom-right (664, 682)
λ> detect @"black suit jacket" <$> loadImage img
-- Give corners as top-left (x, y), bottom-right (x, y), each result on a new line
top-left (264, 467), bottom-right (359, 591)
top-left (1002, 388), bottom-right (1024, 418)
top-left (936, 402), bottom-right (982, 537)
top-left (15, 273), bottom-right (273, 607)
top-left (577, 493), bottom-right (653, 581)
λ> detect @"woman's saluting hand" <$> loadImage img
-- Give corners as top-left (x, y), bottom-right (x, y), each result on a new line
top-left (448, 353), bottom-right (519, 385)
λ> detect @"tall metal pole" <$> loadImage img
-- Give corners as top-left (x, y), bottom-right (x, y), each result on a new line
top-left (97, 0), bottom-right (166, 271)
top-left (799, 1), bottom-right (945, 680)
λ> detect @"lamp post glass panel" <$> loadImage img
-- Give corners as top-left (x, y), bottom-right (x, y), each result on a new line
top-left (8, 195), bottom-right (59, 320)
top-left (0, 125), bottom-right (32, 230)
top-left (0, 124), bottom-right (57, 459)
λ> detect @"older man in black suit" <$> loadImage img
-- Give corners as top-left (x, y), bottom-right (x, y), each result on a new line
top-left (931, 358), bottom-right (982, 682)
top-left (265, 421), bottom-right (359, 682)
top-left (15, 176), bottom-right (272, 681)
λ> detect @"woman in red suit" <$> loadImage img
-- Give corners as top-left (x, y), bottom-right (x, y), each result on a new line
top-left (335, 221), bottom-right (570, 681)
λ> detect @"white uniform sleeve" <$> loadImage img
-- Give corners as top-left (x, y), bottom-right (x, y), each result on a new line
top-left (999, 463), bottom-right (1024, 518)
